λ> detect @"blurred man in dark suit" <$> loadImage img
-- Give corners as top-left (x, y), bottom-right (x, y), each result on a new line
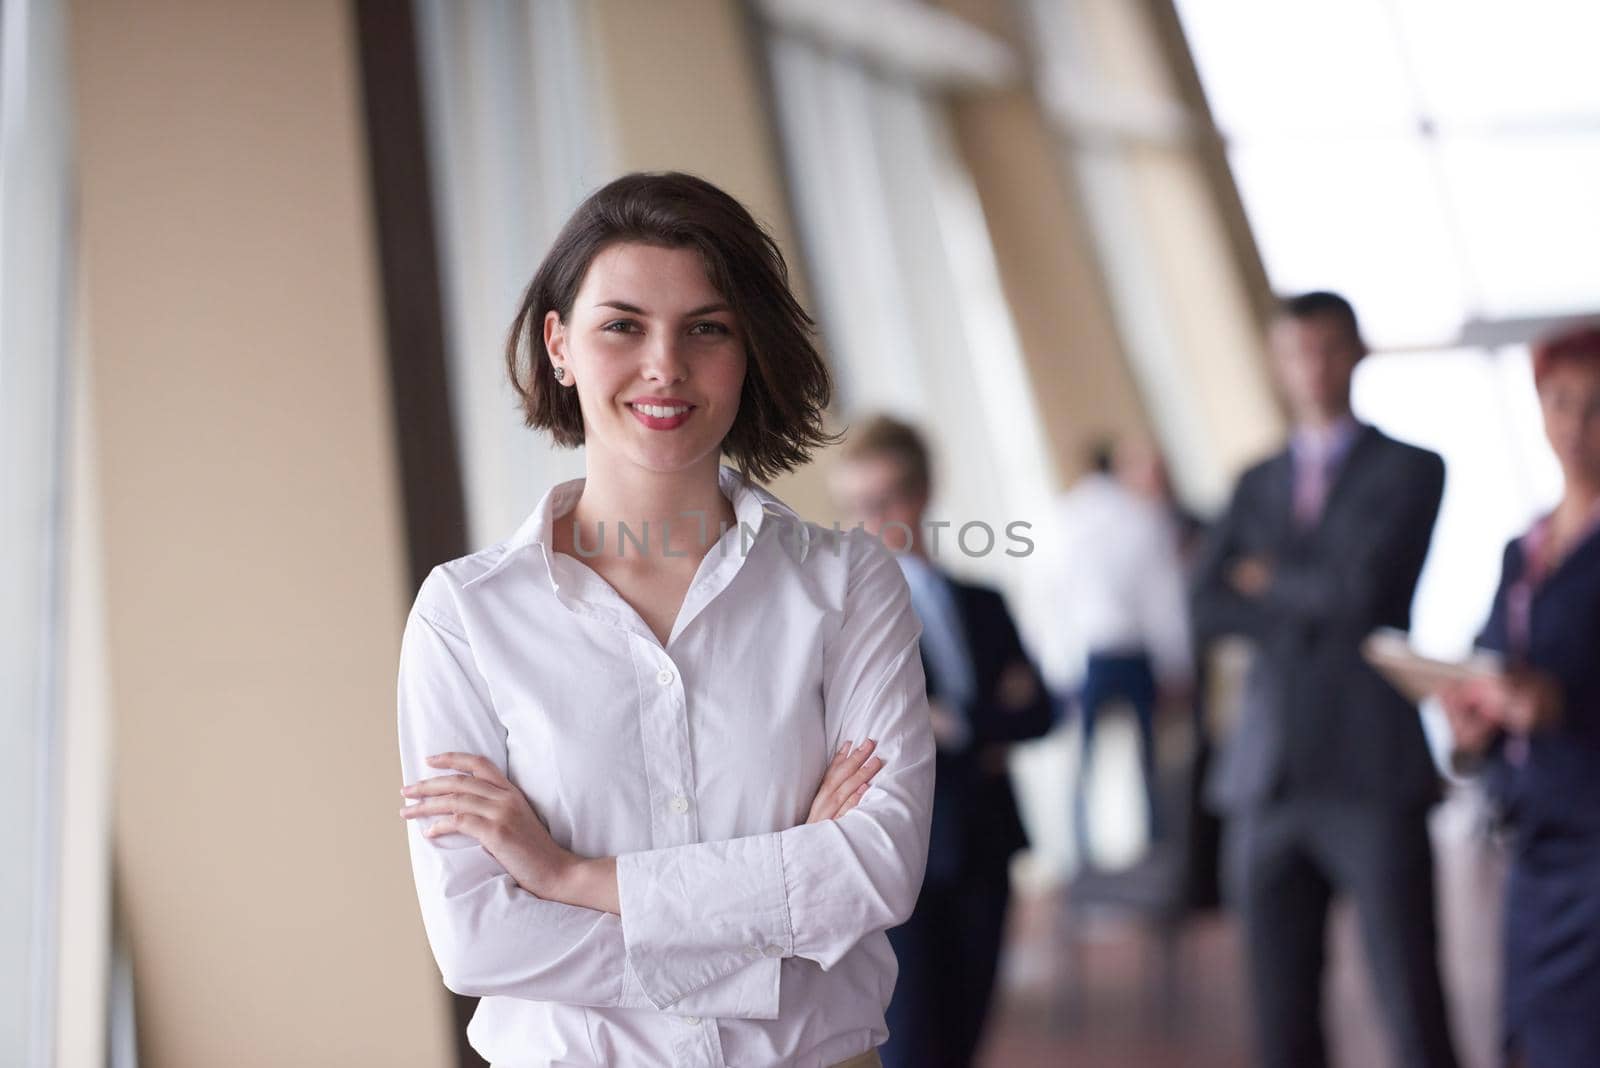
top-left (1191, 292), bottom-right (1458, 1068)
top-left (831, 415), bottom-right (1054, 1068)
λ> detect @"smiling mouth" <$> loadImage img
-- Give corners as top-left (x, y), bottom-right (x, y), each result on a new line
top-left (627, 402), bottom-right (696, 430)
top-left (628, 402), bottom-right (694, 418)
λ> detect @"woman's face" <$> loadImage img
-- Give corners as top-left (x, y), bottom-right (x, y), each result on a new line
top-left (1538, 357), bottom-right (1600, 487)
top-left (545, 242), bottom-right (747, 479)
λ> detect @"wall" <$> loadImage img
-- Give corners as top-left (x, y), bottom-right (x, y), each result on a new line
top-left (69, 0), bottom-right (450, 1062)
top-left (938, 0), bottom-right (1156, 486)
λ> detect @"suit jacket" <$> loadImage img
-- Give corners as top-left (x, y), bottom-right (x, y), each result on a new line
top-left (920, 577), bottom-right (1055, 885)
top-left (1475, 524), bottom-right (1600, 1034)
top-left (1477, 525), bottom-right (1600, 837)
top-left (1191, 425), bottom-right (1445, 813)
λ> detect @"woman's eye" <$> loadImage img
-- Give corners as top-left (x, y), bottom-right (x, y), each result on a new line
top-left (690, 321), bottom-right (731, 336)
top-left (601, 320), bottom-right (638, 333)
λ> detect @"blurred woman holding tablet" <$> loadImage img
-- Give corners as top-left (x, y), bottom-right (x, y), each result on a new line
top-left (1442, 322), bottom-right (1600, 1068)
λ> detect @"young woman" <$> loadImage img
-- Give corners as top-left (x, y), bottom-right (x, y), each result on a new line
top-left (1441, 323), bottom-right (1600, 1068)
top-left (395, 172), bottom-right (934, 1068)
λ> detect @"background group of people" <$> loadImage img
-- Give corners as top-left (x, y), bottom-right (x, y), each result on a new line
top-left (848, 294), bottom-right (1600, 1068)
top-left (395, 171), bottom-right (1595, 1068)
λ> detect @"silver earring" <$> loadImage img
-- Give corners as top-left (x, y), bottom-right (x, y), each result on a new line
top-left (553, 365), bottom-right (567, 382)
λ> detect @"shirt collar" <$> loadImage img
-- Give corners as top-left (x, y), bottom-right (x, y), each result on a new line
top-left (1518, 497), bottom-right (1600, 588)
top-left (896, 551), bottom-right (962, 608)
top-left (463, 464), bottom-right (798, 591)
top-left (1291, 413), bottom-right (1363, 464)
top-left (895, 550), bottom-right (938, 585)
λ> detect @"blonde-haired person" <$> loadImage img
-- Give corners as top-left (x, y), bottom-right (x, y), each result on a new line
top-left (830, 414), bottom-right (1054, 1068)
top-left (396, 172), bottom-right (934, 1068)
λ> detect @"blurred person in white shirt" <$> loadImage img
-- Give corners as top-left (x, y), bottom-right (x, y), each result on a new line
top-left (1053, 437), bottom-right (1193, 860)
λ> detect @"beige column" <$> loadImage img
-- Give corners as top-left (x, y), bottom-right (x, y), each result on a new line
top-left (935, 1), bottom-right (1156, 486)
top-left (938, 0), bottom-right (1283, 498)
top-left (70, 0), bottom-right (449, 1063)
top-left (1074, 0), bottom-right (1284, 489)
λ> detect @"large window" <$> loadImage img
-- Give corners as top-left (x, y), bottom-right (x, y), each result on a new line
top-left (1177, 0), bottom-right (1599, 347)
top-left (1020, 0), bottom-right (1286, 512)
top-left (2, 0), bottom-right (77, 1063)
top-left (413, 0), bottom-right (610, 547)
top-left (1175, 0), bottom-right (1596, 655)
top-left (758, 2), bottom-right (1059, 619)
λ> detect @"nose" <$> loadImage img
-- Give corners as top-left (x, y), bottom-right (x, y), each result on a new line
top-left (641, 332), bottom-right (689, 385)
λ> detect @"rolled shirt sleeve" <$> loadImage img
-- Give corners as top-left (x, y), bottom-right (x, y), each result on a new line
top-left (616, 530), bottom-right (936, 1010)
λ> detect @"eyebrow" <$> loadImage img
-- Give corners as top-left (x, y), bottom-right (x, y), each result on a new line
top-left (595, 300), bottom-right (732, 318)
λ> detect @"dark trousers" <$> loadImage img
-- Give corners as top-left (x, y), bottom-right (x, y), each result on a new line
top-left (882, 863), bottom-right (1010, 1068)
top-left (1223, 799), bottom-right (1459, 1068)
top-left (1075, 651), bottom-right (1160, 856)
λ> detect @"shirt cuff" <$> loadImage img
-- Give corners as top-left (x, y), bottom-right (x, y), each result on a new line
top-left (617, 951), bottom-right (652, 1009)
top-left (616, 831), bottom-right (795, 1011)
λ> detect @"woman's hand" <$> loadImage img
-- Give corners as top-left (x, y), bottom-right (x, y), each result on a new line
top-left (1440, 670), bottom-right (1563, 753)
top-left (1497, 670), bottom-right (1563, 734)
top-left (1439, 679), bottom-right (1502, 758)
top-left (400, 753), bottom-right (580, 902)
top-left (806, 739), bottom-right (884, 824)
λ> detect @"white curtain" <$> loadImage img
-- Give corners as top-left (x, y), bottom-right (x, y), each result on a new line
top-left (413, 0), bottom-right (615, 547)
top-left (1, 0), bottom-right (76, 1062)
top-left (765, 30), bottom-right (1059, 636)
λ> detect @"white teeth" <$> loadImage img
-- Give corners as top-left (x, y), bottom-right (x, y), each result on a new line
top-left (633, 403), bottom-right (690, 418)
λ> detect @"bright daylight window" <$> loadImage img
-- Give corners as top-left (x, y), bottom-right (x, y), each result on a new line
top-left (1175, 0), bottom-right (1598, 656)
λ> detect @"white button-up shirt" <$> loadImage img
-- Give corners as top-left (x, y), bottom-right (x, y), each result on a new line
top-left (1049, 473), bottom-right (1193, 686)
top-left (397, 465), bottom-right (935, 1068)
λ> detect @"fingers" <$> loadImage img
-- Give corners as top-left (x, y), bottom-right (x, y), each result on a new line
top-left (1440, 685), bottom-right (1502, 753)
top-left (399, 769), bottom-right (506, 840)
top-left (819, 739), bottom-right (875, 793)
top-left (817, 741), bottom-right (884, 818)
top-left (833, 738), bottom-right (876, 779)
top-left (423, 752), bottom-right (510, 787)
top-left (399, 791), bottom-right (500, 825)
top-left (806, 739), bottom-right (882, 824)
top-left (811, 741), bottom-right (859, 802)
top-left (829, 752), bottom-right (885, 812)
top-left (416, 811), bottom-right (491, 840)
top-left (1438, 684), bottom-right (1476, 723)
top-left (400, 755), bottom-right (512, 833)
top-left (401, 772), bottom-right (502, 802)
top-left (834, 780), bottom-right (871, 819)
top-left (806, 746), bottom-right (847, 824)
top-left (811, 767), bottom-right (878, 824)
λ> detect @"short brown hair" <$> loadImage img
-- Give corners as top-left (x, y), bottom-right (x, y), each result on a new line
top-left (1278, 290), bottom-right (1366, 353)
top-left (504, 171), bottom-right (836, 483)
top-left (841, 414), bottom-right (932, 500)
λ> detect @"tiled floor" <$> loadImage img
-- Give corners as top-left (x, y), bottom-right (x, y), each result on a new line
top-left (974, 795), bottom-right (1508, 1068)
top-left (978, 898), bottom-right (1250, 1068)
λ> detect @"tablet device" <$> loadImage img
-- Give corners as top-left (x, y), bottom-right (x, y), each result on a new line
top-left (1362, 627), bottom-right (1505, 703)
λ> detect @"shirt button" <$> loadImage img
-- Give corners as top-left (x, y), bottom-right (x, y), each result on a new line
top-left (669, 795), bottom-right (690, 815)
top-left (762, 943), bottom-right (784, 958)
top-left (656, 667), bottom-right (674, 686)
top-left (679, 1015), bottom-right (700, 1026)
